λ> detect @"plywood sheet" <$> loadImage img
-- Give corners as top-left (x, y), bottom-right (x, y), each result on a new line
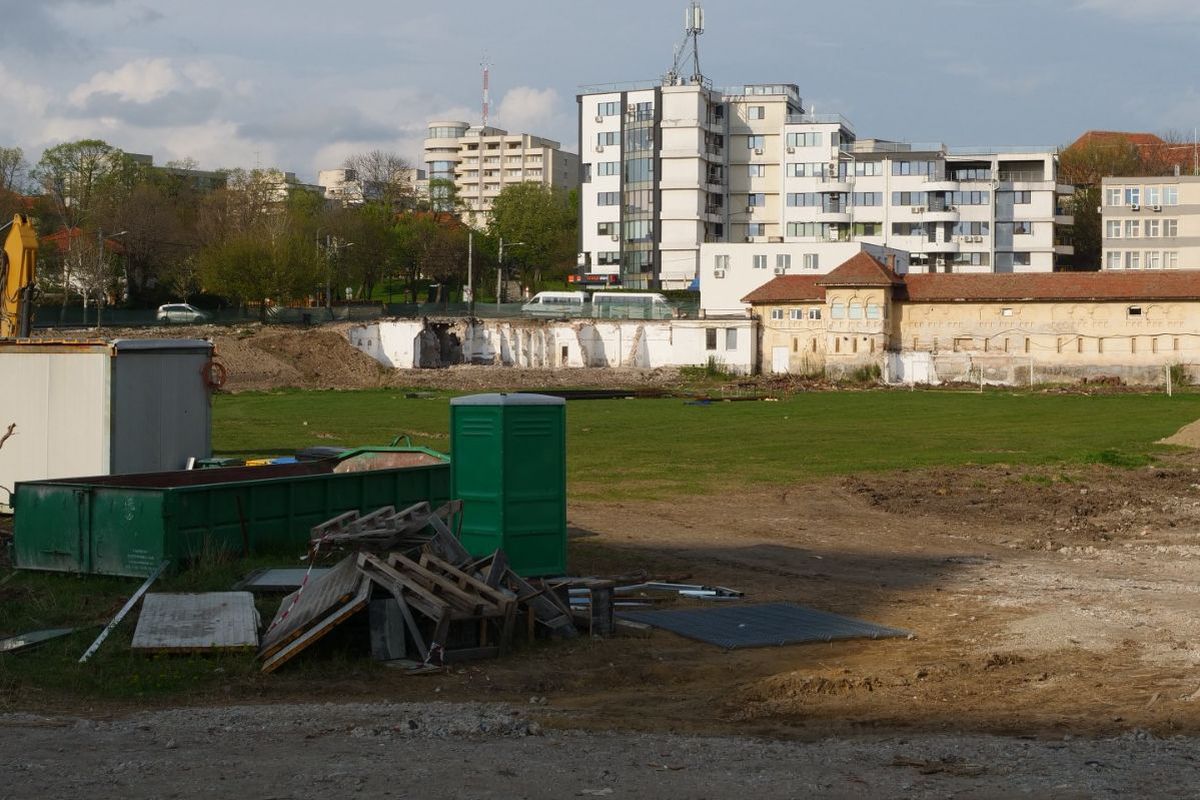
top-left (258, 554), bottom-right (364, 658)
top-left (132, 592), bottom-right (259, 652)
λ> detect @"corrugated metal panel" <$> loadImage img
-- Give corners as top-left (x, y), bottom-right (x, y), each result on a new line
top-left (0, 347), bottom-right (111, 513)
top-left (131, 592), bottom-right (259, 651)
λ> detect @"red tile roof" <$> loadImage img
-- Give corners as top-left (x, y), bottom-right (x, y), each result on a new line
top-left (1070, 130), bottom-right (1166, 149)
top-left (901, 271), bottom-right (1200, 302)
top-left (41, 227), bottom-right (127, 255)
top-left (741, 275), bottom-right (825, 304)
top-left (817, 251), bottom-right (902, 287)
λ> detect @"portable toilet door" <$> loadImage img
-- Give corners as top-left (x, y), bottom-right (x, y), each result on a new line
top-left (449, 393), bottom-right (567, 576)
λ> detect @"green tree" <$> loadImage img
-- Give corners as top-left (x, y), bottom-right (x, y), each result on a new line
top-left (487, 183), bottom-right (577, 291)
top-left (32, 139), bottom-right (134, 230)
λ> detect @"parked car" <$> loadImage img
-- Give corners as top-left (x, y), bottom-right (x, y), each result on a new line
top-left (156, 303), bottom-right (211, 324)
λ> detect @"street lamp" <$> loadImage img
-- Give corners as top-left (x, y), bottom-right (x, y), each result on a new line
top-left (497, 238), bottom-right (524, 307)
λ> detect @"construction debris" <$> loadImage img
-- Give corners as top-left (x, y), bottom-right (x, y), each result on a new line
top-left (256, 503), bottom-right (577, 673)
top-left (234, 567), bottom-right (333, 593)
top-left (78, 559), bottom-right (170, 663)
top-left (0, 627), bottom-right (76, 654)
top-left (131, 593), bottom-right (259, 653)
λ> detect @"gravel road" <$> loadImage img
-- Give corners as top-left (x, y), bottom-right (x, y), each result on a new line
top-left (2, 702), bottom-right (1197, 799)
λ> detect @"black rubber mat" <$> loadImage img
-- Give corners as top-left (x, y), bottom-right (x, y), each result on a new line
top-left (617, 602), bottom-right (908, 649)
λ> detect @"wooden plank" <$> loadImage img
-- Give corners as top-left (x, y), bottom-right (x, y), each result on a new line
top-left (260, 582), bottom-right (370, 674)
top-left (384, 552), bottom-right (499, 616)
top-left (421, 551), bottom-right (513, 609)
top-left (259, 555), bottom-right (364, 659)
top-left (358, 554), bottom-right (451, 621)
top-left (132, 593), bottom-right (259, 652)
top-left (79, 559), bottom-right (170, 663)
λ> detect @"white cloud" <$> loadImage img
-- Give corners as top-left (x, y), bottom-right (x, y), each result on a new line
top-left (68, 58), bottom-right (181, 105)
top-left (494, 87), bottom-right (568, 142)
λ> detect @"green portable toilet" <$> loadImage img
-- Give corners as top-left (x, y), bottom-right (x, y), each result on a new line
top-left (450, 393), bottom-right (567, 576)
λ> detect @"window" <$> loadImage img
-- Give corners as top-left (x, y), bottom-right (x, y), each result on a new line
top-left (748, 193), bottom-right (766, 207)
top-left (892, 160), bottom-right (935, 176)
top-left (1146, 251), bottom-right (1161, 270)
top-left (1014, 191), bottom-right (1032, 204)
top-left (1125, 251), bottom-right (1141, 269)
top-left (1145, 219), bottom-right (1160, 237)
top-left (787, 193), bottom-right (818, 206)
top-left (1125, 220), bottom-right (1140, 238)
top-left (705, 328), bottom-right (717, 350)
top-left (953, 221), bottom-right (990, 236)
top-left (852, 192), bottom-right (883, 206)
top-left (747, 223), bottom-right (766, 236)
top-left (597, 222), bottom-right (617, 236)
top-left (853, 223), bottom-right (881, 236)
top-left (854, 161), bottom-right (883, 177)
top-left (596, 161), bottom-right (620, 176)
top-left (776, 254), bottom-right (791, 270)
top-left (1013, 221), bottom-right (1033, 235)
top-left (1105, 187), bottom-right (1122, 207)
top-left (891, 191), bottom-right (928, 206)
top-left (1164, 219), bottom-right (1178, 237)
top-left (1146, 186), bottom-right (1161, 206)
top-left (725, 329), bottom-right (738, 351)
top-left (625, 157), bottom-right (653, 182)
top-left (714, 254), bottom-right (729, 269)
top-left (1105, 220), bottom-right (1122, 239)
top-left (581, 163), bottom-right (591, 182)
top-left (848, 302), bottom-right (863, 320)
top-left (597, 251), bottom-right (620, 265)
top-left (1013, 252), bottom-right (1031, 266)
top-left (752, 254), bottom-right (768, 269)
top-left (747, 106), bottom-right (765, 120)
top-left (748, 164), bottom-right (765, 178)
top-left (866, 303), bottom-right (881, 319)
top-left (807, 308), bottom-right (822, 320)
top-left (597, 101), bottom-right (621, 117)
top-left (830, 302), bottom-right (845, 319)
top-left (1166, 251), bottom-right (1178, 269)
top-left (747, 135), bottom-right (765, 150)
top-left (803, 253), bottom-right (819, 270)
top-left (1128, 305), bottom-right (1143, 317)
top-left (787, 162), bottom-right (824, 177)
top-left (596, 131), bottom-right (619, 146)
top-left (625, 128), bottom-right (654, 151)
top-left (631, 101), bottom-right (654, 121)
top-left (787, 222), bottom-right (820, 237)
top-left (786, 132), bottom-right (824, 148)
top-left (1001, 308), bottom-right (1013, 317)
top-left (1124, 187), bottom-right (1141, 206)
top-left (770, 308), bottom-right (784, 320)
top-left (1164, 186), bottom-right (1179, 205)
top-left (789, 309), bottom-right (804, 320)
top-left (1106, 251), bottom-right (1122, 270)
top-left (597, 191), bottom-right (620, 206)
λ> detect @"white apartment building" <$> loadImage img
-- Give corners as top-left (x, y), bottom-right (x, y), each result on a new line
top-left (577, 82), bottom-right (1074, 290)
top-left (1101, 175), bottom-right (1199, 270)
top-left (423, 121), bottom-right (579, 228)
top-left (318, 167), bottom-right (427, 206)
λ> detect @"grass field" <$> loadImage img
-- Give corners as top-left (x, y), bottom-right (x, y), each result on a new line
top-left (4, 387), bottom-right (1199, 705)
top-left (214, 388), bottom-right (1200, 500)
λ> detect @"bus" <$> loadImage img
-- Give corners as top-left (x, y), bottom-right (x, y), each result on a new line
top-left (590, 292), bottom-right (672, 320)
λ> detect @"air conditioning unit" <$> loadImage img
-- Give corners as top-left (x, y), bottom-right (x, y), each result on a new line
top-left (595, 145), bottom-right (604, 153)
top-left (1152, 204), bottom-right (1163, 212)
top-left (610, 234), bottom-right (619, 241)
top-left (910, 207), bottom-right (922, 214)
top-left (786, 146), bottom-right (795, 154)
top-left (746, 205), bottom-right (755, 213)
top-left (754, 148), bottom-right (764, 155)
top-left (774, 266), bottom-right (787, 275)
top-left (713, 269), bottom-right (726, 278)
top-left (626, 104), bottom-right (636, 113)
top-left (1131, 204), bottom-right (1141, 211)
top-left (594, 115), bottom-right (604, 123)
top-left (744, 236), bottom-right (754, 242)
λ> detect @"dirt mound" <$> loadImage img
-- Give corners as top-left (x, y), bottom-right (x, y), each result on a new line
top-left (1160, 418), bottom-right (1200, 448)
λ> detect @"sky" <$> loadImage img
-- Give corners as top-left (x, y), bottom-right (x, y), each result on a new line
top-left (0, 0), bottom-right (1198, 183)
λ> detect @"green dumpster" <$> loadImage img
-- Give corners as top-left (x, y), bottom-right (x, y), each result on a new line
top-left (13, 447), bottom-right (450, 577)
top-left (450, 393), bottom-right (567, 577)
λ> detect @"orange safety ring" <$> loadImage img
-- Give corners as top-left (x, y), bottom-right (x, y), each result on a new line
top-left (200, 359), bottom-right (228, 390)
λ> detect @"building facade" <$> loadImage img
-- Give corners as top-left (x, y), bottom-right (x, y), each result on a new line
top-left (317, 167), bottom-right (427, 206)
top-left (1101, 175), bottom-right (1199, 271)
top-left (744, 252), bottom-right (1200, 385)
top-left (423, 121), bottom-right (579, 228)
top-left (577, 83), bottom-right (1073, 291)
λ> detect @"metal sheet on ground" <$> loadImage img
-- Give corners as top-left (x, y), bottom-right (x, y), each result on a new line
top-left (0, 628), bottom-right (77, 654)
top-left (616, 602), bottom-right (908, 649)
top-left (132, 593), bottom-right (259, 652)
top-left (235, 568), bottom-right (332, 593)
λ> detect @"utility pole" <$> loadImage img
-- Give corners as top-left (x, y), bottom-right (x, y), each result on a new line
top-left (466, 231), bottom-right (474, 315)
top-left (497, 238), bottom-right (524, 308)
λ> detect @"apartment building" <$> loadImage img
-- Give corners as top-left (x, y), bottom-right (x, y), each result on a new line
top-left (423, 121), bottom-right (579, 228)
top-left (577, 83), bottom-right (1073, 290)
top-left (1101, 175), bottom-right (1199, 271)
top-left (317, 167), bottom-right (427, 206)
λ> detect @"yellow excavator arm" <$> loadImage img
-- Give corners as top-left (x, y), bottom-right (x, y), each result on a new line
top-left (0, 213), bottom-right (37, 339)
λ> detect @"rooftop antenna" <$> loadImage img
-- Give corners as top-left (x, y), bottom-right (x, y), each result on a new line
top-left (663, 2), bottom-right (705, 87)
top-left (481, 58), bottom-right (491, 129)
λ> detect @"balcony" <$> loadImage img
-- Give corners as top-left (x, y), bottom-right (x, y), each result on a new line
top-left (925, 240), bottom-right (960, 254)
top-left (1055, 214), bottom-right (1075, 226)
top-left (1054, 244), bottom-right (1075, 256)
top-left (819, 177), bottom-right (853, 193)
top-left (817, 210), bottom-right (851, 223)
top-left (922, 177), bottom-right (960, 192)
top-left (923, 207), bottom-right (960, 223)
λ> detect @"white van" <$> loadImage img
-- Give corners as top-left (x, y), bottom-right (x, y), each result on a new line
top-left (521, 291), bottom-right (587, 317)
top-left (590, 292), bottom-right (672, 320)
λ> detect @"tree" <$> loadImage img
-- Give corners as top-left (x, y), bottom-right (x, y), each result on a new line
top-left (343, 150), bottom-right (417, 212)
top-left (32, 140), bottom-right (130, 230)
top-left (393, 212), bottom-right (470, 304)
top-left (0, 146), bottom-right (28, 223)
top-left (487, 183), bottom-right (577, 291)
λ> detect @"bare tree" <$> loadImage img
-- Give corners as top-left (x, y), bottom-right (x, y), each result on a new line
top-left (343, 150), bottom-right (417, 212)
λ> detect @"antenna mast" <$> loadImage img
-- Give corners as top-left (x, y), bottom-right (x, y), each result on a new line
top-left (481, 59), bottom-right (491, 129)
top-left (663, 2), bottom-right (706, 87)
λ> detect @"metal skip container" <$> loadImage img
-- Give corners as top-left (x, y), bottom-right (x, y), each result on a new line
top-left (450, 393), bottom-right (567, 577)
